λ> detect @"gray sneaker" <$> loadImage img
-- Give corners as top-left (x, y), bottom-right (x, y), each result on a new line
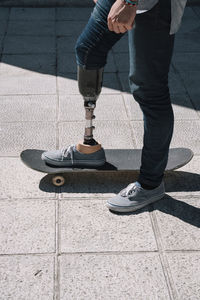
top-left (107, 181), bottom-right (165, 212)
top-left (41, 144), bottom-right (106, 167)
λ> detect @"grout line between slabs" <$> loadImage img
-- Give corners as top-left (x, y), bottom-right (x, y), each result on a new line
top-left (172, 62), bottom-right (200, 113)
top-left (1, 248), bottom-right (200, 258)
top-left (0, 8), bottom-right (10, 58)
top-left (54, 197), bottom-right (60, 300)
top-left (0, 252), bottom-right (56, 257)
top-left (55, 20), bottom-right (59, 150)
top-left (48, 250), bottom-right (159, 256)
top-left (121, 92), bottom-right (138, 149)
top-left (54, 13), bottom-right (60, 300)
top-left (149, 205), bottom-right (178, 300)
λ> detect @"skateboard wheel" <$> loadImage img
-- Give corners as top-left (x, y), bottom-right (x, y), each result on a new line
top-left (52, 175), bottom-right (65, 187)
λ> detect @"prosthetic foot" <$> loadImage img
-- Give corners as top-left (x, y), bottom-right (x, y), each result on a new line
top-left (41, 66), bottom-right (106, 167)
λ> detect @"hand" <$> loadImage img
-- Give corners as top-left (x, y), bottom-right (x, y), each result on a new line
top-left (93, 0), bottom-right (98, 3)
top-left (107, 0), bottom-right (137, 34)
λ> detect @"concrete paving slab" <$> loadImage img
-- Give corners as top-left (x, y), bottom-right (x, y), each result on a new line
top-left (0, 255), bottom-right (54, 299)
top-left (10, 7), bottom-right (55, 21)
top-left (56, 20), bottom-right (87, 37)
top-left (123, 92), bottom-right (198, 121)
top-left (117, 72), bottom-right (130, 93)
top-left (57, 36), bottom-right (77, 53)
top-left (7, 21), bottom-right (55, 36)
top-left (183, 6), bottom-right (199, 18)
top-left (0, 95), bottom-right (57, 122)
top-left (0, 71), bottom-right (56, 95)
top-left (172, 53), bottom-right (200, 71)
top-left (179, 7), bottom-right (200, 33)
top-left (0, 8), bottom-right (9, 20)
top-left (169, 70), bottom-right (188, 94)
top-left (0, 21), bottom-right (7, 35)
top-left (57, 74), bottom-right (79, 95)
top-left (102, 73), bottom-right (122, 93)
top-left (131, 120), bottom-right (200, 154)
top-left (117, 71), bottom-right (185, 95)
top-left (167, 252), bottom-right (200, 299)
top-left (0, 122), bottom-right (56, 156)
top-left (0, 59), bottom-right (56, 95)
top-left (164, 154), bottom-right (200, 196)
top-left (170, 94), bottom-right (199, 119)
top-left (56, 7), bottom-right (93, 21)
top-left (59, 253), bottom-right (170, 299)
top-left (60, 199), bottom-right (157, 252)
top-left (112, 33), bottom-right (129, 53)
top-left (113, 53), bottom-right (130, 72)
top-left (3, 36), bottom-right (56, 54)
top-left (193, 6), bottom-right (200, 18)
top-left (0, 158), bottom-right (56, 199)
top-left (117, 70), bottom-right (187, 95)
top-left (178, 154), bottom-right (200, 173)
top-left (0, 199), bottom-right (56, 254)
top-left (178, 71), bottom-right (200, 104)
top-left (153, 195), bottom-right (200, 250)
top-left (0, 35), bottom-right (4, 52)
top-left (122, 92), bottom-right (143, 120)
top-left (59, 121), bottom-right (135, 149)
top-left (57, 53), bottom-right (77, 74)
top-left (57, 73), bottom-right (121, 95)
top-left (164, 173), bottom-right (200, 199)
top-left (1, 53), bottom-right (56, 75)
top-left (186, 94), bottom-right (200, 113)
top-left (174, 32), bottom-right (200, 52)
top-left (58, 94), bottom-right (128, 121)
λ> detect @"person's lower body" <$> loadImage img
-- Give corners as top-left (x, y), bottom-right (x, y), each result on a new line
top-left (42, 0), bottom-right (175, 212)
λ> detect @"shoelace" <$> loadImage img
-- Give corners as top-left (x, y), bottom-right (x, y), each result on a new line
top-left (61, 145), bottom-right (75, 164)
top-left (120, 182), bottom-right (142, 197)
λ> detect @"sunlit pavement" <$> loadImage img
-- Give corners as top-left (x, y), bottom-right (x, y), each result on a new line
top-left (0, 5), bottom-right (200, 299)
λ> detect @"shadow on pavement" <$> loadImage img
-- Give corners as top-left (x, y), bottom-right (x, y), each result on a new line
top-left (38, 170), bottom-right (200, 227)
top-left (38, 170), bottom-right (200, 194)
top-left (111, 195), bottom-right (200, 229)
top-left (1, 6), bottom-right (200, 111)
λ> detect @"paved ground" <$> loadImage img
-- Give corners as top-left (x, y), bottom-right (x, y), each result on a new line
top-left (0, 5), bottom-right (200, 300)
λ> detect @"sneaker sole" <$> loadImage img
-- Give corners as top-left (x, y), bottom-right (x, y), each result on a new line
top-left (107, 194), bottom-right (165, 213)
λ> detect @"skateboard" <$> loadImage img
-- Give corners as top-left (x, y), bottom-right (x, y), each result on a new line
top-left (20, 148), bottom-right (193, 187)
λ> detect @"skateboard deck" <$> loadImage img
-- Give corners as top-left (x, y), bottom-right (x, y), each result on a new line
top-left (20, 148), bottom-right (193, 186)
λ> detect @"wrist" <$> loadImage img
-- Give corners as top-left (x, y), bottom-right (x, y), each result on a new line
top-left (122, 0), bottom-right (138, 7)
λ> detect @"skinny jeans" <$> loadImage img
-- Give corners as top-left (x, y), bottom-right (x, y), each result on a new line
top-left (75, 0), bottom-right (175, 187)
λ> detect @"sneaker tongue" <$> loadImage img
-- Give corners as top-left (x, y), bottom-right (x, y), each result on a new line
top-left (70, 144), bottom-right (77, 153)
top-left (135, 181), bottom-right (141, 188)
top-left (120, 181), bottom-right (141, 197)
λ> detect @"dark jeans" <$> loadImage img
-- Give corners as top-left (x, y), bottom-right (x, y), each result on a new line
top-left (75, 0), bottom-right (175, 187)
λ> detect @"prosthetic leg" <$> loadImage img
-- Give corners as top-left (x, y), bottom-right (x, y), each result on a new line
top-left (76, 65), bottom-right (104, 154)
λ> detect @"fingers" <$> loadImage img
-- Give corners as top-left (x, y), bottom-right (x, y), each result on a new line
top-left (107, 17), bottom-right (114, 32)
top-left (108, 18), bottom-right (128, 33)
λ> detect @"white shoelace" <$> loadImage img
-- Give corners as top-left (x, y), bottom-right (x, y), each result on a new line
top-left (61, 145), bottom-right (75, 164)
top-left (120, 182), bottom-right (142, 197)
